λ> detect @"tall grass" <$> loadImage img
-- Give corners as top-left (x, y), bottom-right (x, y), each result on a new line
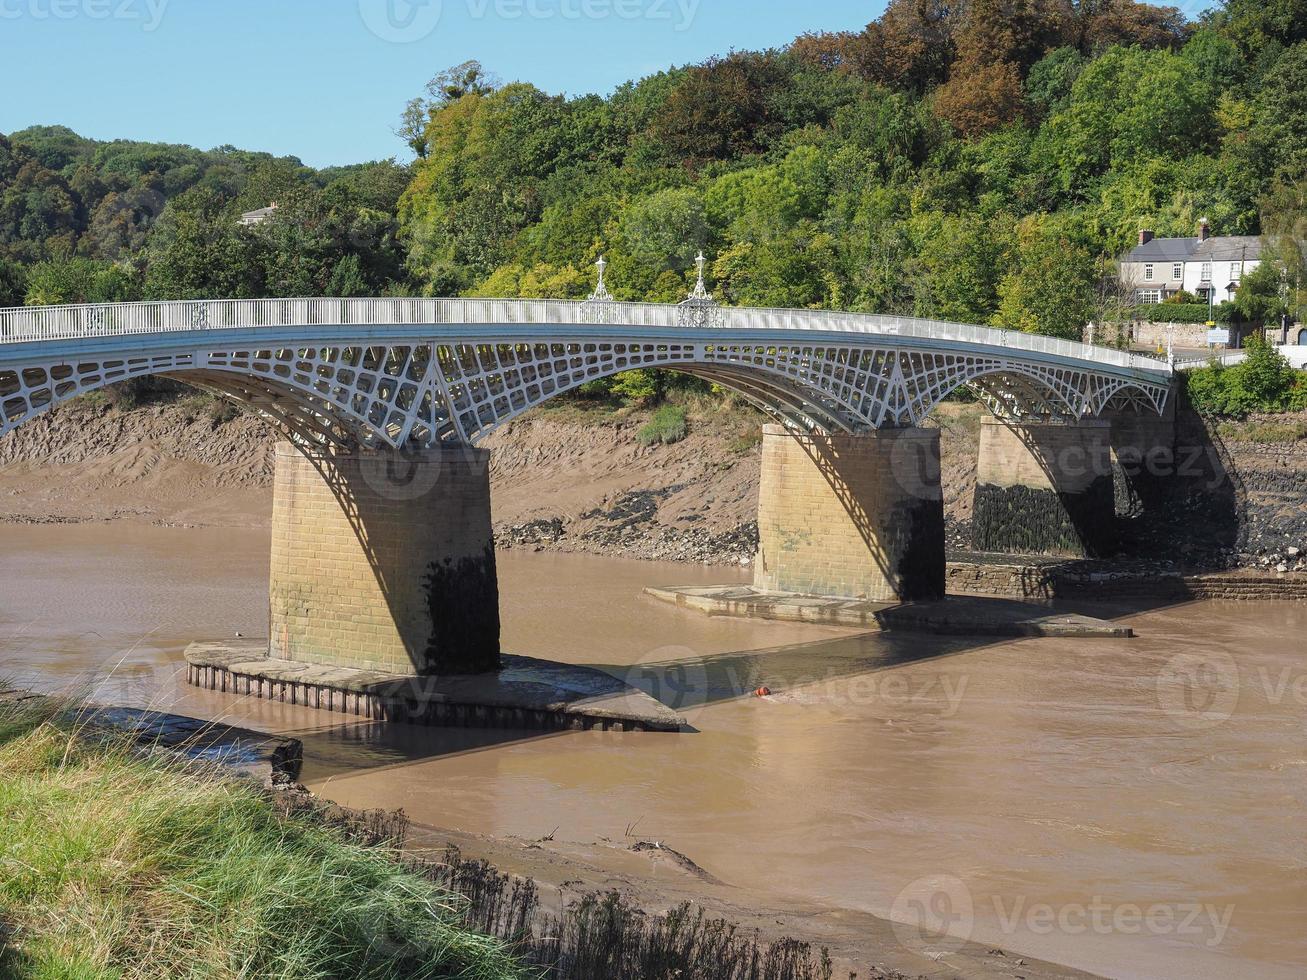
top-left (0, 697), bottom-right (523, 980)
top-left (0, 694), bottom-right (836, 980)
top-left (637, 405), bottom-right (688, 446)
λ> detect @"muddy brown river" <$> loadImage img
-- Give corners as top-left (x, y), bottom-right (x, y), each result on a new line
top-left (1, 522), bottom-right (1304, 980)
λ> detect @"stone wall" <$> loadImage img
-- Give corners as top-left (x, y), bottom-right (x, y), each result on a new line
top-left (754, 425), bottom-right (944, 601)
top-left (945, 560), bottom-right (1307, 601)
top-left (1085, 321), bottom-right (1221, 350)
top-left (269, 442), bottom-right (500, 675)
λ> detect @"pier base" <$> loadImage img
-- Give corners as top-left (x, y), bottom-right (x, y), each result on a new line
top-left (754, 425), bottom-right (945, 601)
top-left (268, 442), bottom-right (500, 676)
top-left (971, 418), bottom-right (1116, 558)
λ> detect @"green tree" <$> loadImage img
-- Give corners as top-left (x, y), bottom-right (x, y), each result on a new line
top-left (993, 215), bottom-right (1098, 338)
top-left (143, 190), bottom-right (264, 299)
top-left (1035, 46), bottom-right (1213, 195)
top-left (0, 255), bottom-right (26, 306)
top-left (23, 257), bottom-right (138, 305)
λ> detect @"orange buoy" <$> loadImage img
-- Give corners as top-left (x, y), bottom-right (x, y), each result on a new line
top-left (754, 686), bottom-right (771, 698)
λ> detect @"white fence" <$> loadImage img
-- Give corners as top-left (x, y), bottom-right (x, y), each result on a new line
top-left (0, 297), bottom-right (1170, 377)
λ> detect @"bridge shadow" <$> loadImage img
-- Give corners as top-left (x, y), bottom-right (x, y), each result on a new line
top-left (291, 440), bottom-right (500, 675)
top-left (291, 589), bottom-right (1185, 782)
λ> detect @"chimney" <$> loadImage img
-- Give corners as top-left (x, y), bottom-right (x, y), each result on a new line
top-left (1199, 217), bottom-right (1211, 242)
top-left (1138, 229), bottom-right (1154, 245)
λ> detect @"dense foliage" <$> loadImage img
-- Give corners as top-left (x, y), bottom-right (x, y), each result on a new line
top-left (1185, 335), bottom-right (1307, 413)
top-left (3, 0), bottom-right (1307, 347)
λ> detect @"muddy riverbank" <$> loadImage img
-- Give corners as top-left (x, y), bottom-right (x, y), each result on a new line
top-left (2, 522), bottom-right (1304, 979)
top-left (4, 391), bottom-right (1306, 572)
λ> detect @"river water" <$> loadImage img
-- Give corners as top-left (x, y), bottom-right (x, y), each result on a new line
top-left (1, 522), bottom-right (1303, 980)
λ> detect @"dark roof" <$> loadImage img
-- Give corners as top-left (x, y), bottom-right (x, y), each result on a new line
top-left (1124, 235), bottom-right (1269, 264)
top-left (1192, 236), bottom-right (1263, 262)
top-left (1124, 238), bottom-right (1198, 262)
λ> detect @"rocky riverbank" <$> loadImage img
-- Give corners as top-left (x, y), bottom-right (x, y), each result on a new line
top-left (2, 389), bottom-right (1305, 573)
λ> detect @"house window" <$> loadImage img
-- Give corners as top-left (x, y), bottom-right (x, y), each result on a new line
top-left (1231, 265), bottom-right (1242, 284)
top-left (1201, 262), bottom-right (1213, 282)
top-left (1173, 263), bottom-right (1183, 281)
top-left (1139, 290), bottom-right (1162, 304)
top-left (1144, 264), bottom-right (1154, 281)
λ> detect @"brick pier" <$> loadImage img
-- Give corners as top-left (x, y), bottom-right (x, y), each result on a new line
top-left (754, 425), bottom-right (945, 601)
top-left (268, 442), bottom-right (500, 675)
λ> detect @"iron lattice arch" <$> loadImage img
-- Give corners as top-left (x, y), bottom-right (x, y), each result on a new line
top-left (0, 336), bottom-right (1171, 449)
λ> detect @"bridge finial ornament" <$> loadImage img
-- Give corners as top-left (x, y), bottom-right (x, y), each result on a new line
top-left (580, 255), bottom-right (619, 324)
top-left (678, 250), bottom-right (724, 328)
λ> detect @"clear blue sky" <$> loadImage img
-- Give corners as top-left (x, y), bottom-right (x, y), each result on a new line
top-left (0, 0), bottom-right (882, 167)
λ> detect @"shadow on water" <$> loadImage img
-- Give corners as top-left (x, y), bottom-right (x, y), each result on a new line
top-left (294, 590), bottom-right (1193, 781)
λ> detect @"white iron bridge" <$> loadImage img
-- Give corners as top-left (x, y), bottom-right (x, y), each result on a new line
top-left (0, 298), bottom-right (1174, 448)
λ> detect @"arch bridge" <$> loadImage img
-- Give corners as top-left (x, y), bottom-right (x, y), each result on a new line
top-left (0, 297), bottom-right (1171, 446)
top-left (0, 298), bottom-right (1175, 682)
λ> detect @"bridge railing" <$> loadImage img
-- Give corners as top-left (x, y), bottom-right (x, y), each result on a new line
top-left (0, 297), bottom-right (1169, 375)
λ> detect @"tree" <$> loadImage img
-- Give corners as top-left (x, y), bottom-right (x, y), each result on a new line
top-left (1233, 259), bottom-right (1288, 322)
top-left (993, 215), bottom-right (1098, 338)
top-left (0, 256), bottom-right (26, 307)
top-left (934, 61), bottom-right (1026, 138)
top-left (1247, 42), bottom-right (1307, 181)
top-left (143, 190), bottom-right (264, 299)
top-left (847, 0), bottom-right (958, 92)
top-left (1072, 0), bottom-right (1189, 53)
top-left (1210, 0), bottom-right (1307, 56)
top-left (23, 257), bottom-right (138, 305)
top-left (1025, 47), bottom-right (1087, 117)
top-left (648, 53), bottom-right (791, 165)
top-left (398, 61), bottom-right (501, 158)
top-left (1035, 46), bottom-right (1213, 194)
top-left (617, 187), bottom-right (708, 275)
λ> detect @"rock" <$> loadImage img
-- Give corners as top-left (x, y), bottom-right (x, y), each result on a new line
top-left (1289, 546), bottom-right (1301, 557)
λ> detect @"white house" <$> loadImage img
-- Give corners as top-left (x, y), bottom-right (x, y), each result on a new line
top-left (1120, 219), bottom-right (1262, 306)
top-left (238, 204), bottom-right (279, 227)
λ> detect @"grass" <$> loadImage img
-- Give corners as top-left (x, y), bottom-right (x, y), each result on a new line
top-left (1216, 417), bottom-right (1307, 444)
top-left (0, 696), bottom-right (523, 980)
top-left (636, 405), bottom-right (688, 446)
top-left (0, 693), bottom-right (836, 979)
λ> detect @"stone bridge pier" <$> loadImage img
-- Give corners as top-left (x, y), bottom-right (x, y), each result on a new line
top-left (754, 425), bottom-right (946, 602)
top-left (268, 442), bottom-right (501, 675)
top-left (971, 419), bottom-right (1118, 558)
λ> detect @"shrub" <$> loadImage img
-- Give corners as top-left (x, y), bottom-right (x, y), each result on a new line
top-left (609, 370), bottom-right (662, 405)
top-left (1132, 302), bottom-right (1236, 324)
top-left (637, 404), bottom-right (688, 446)
top-left (1183, 335), bottom-right (1306, 415)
